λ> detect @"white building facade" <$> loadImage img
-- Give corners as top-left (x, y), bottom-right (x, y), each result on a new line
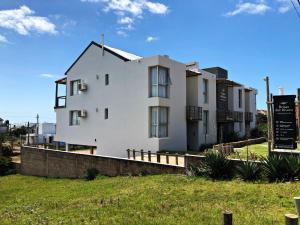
top-left (54, 42), bottom-right (257, 157)
top-left (55, 42), bottom-right (187, 157)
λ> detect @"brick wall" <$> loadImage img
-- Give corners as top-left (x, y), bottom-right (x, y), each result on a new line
top-left (21, 147), bottom-right (185, 178)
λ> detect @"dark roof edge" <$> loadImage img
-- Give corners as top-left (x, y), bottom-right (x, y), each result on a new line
top-left (65, 41), bottom-right (130, 75)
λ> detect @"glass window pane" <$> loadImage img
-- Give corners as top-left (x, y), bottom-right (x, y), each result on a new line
top-left (158, 67), bottom-right (167, 85)
top-left (159, 107), bottom-right (168, 124)
top-left (152, 85), bottom-right (158, 97)
top-left (150, 67), bottom-right (158, 85)
top-left (151, 107), bottom-right (158, 125)
top-left (159, 125), bottom-right (167, 137)
top-left (158, 85), bottom-right (167, 98)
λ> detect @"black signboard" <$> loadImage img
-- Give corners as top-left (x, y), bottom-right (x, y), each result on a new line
top-left (273, 95), bottom-right (297, 149)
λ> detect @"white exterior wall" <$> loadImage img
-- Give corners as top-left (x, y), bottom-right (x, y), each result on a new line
top-left (198, 70), bottom-right (217, 145)
top-left (248, 89), bottom-right (257, 129)
top-left (186, 69), bottom-right (217, 150)
top-left (39, 123), bottom-right (56, 135)
top-left (55, 44), bottom-right (186, 157)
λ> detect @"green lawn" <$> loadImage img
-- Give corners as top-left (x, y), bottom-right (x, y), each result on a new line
top-left (230, 142), bottom-right (300, 160)
top-left (1, 175), bottom-right (300, 224)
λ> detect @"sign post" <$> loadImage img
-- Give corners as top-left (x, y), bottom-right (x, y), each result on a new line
top-left (273, 95), bottom-right (297, 150)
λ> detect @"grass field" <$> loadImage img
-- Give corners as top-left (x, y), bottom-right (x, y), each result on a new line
top-left (1, 175), bottom-right (300, 225)
top-left (230, 142), bottom-right (300, 160)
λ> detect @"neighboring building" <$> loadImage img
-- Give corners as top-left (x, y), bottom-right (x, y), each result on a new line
top-left (0, 118), bottom-right (9, 134)
top-left (54, 41), bottom-right (257, 157)
top-left (25, 122), bottom-right (56, 145)
top-left (204, 67), bottom-right (257, 143)
top-left (186, 62), bottom-right (217, 150)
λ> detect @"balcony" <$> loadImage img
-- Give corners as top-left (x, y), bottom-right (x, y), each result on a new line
top-left (186, 106), bottom-right (202, 121)
top-left (233, 111), bottom-right (244, 122)
top-left (217, 110), bottom-right (234, 123)
top-left (55, 77), bottom-right (67, 109)
top-left (245, 112), bottom-right (253, 122)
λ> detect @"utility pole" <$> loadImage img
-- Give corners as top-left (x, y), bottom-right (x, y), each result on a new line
top-left (264, 76), bottom-right (272, 156)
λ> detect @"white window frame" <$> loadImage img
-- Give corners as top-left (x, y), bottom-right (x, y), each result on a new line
top-left (70, 110), bottom-right (80, 126)
top-left (150, 106), bottom-right (169, 138)
top-left (149, 66), bottom-right (170, 98)
top-left (70, 80), bottom-right (81, 96)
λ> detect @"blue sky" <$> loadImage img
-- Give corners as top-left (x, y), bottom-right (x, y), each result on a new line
top-left (0, 0), bottom-right (300, 123)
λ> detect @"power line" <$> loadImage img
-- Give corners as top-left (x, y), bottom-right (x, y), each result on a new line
top-left (290, 0), bottom-right (300, 19)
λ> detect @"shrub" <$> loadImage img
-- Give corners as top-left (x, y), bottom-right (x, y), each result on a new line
top-left (84, 168), bottom-right (99, 181)
top-left (0, 156), bottom-right (13, 176)
top-left (0, 145), bottom-right (13, 157)
top-left (201, 151), bottom-right (235, 180)
top-left (261, 156), bottom-right (300, 182)
top-left (236, 161), bottom-right (262, 181)
top-left (186, 164), bottom-right (206, 177)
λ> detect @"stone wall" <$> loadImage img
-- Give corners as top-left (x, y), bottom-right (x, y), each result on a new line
top-left (21, 147), bottom-right (185, 178)
top-left (214, 137), bottom-right (266, 149)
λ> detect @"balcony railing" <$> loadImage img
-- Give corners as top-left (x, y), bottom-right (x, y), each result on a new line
top-left (245, 112), bottom-right (253, 122)
top-left (217, 110), bottom-right (234, 123)
top-left (186, 106), bottom-right (202, 121)
top-left (55, 96), bottom-right (66, 109)
top-left (233, 111), bottom-right (244, 122)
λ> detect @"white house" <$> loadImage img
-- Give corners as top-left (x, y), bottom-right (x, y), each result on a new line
top-left (204, 67), bottom-right (257, 142)
top-left (54, 41), bottom-right (257, 157)
top-left (25, 122), bottom-right (56, 145)
top-left (55, 42), bottom-right (187, 157)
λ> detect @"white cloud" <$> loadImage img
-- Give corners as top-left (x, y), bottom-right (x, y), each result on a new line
top-left (40, 74), bottom-right (57, 79)
top-left (0, 5), bottom-right (57, 36)
top-left (226, 1), bottom-right (271, 16)
top-left (0, 34), bottom-right (8, 43)
top-left (118, 16), bottom-right (134, 24)
top-left (144, 2), bottom-right (168, 14)
top-left (82, 0), bottom-right (168, 36)
top-left (116, 30), bottom-right (128, 37)
top-left (277, 0), bottom-right (292, 13)
top-left (146, 36), bottom-right (158, 42)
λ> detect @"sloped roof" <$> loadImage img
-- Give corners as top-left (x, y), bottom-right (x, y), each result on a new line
top-left (65, 41), bottom-right (142, 75)
top-left (104, 45), bottom-right (141, 61)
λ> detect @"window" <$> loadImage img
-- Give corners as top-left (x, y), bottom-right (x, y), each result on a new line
top-left (149, 66), bottom-right (170, 98)
top-left (70, 80), bottom-right (81, 96)
top-left (203, 110), bottom-right (209, 135)
top-left (105, 108), bottom-right (108, 119)
top-left (70, 111), bottom-right (80, 126)
top-left (150, 107), bottom-right (168, 138)
top-left (105, 74), bottom-right (109, 86)
top-left (203, 79), bottom-right (209, 103)
top-left (238, 89), bottom-right (242, 108)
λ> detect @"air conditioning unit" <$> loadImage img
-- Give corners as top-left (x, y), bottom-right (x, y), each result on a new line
top-left (78, 110), bottom-right (87, 118)
top-left (78, 83), bottom-right (88, 91)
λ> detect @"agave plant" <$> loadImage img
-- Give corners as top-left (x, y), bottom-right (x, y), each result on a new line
top-left (261, 156), bottom-right (300, 182)
top-left (236, 161), bottom-right (262, 181)
top-left (202, 151), bottom-right (235, 180)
